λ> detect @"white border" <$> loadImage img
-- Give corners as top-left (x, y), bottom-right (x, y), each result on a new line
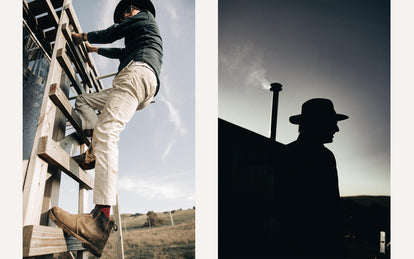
top-left (195, 0), bottom-right (218, 258)
top-left (391, 0), bottom-right (414, 258)
top-left (1, 1), bottom-right (22, 258)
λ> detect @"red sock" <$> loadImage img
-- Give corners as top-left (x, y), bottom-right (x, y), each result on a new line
top-left (96, 205), bottom-right (110, 218)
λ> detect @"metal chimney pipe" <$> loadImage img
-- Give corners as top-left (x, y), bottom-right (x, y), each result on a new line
top-left (269, 82), bottom-right (283, 141)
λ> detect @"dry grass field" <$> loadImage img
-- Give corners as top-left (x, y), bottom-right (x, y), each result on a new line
top-left (89, 209), bottom-right (195, 259)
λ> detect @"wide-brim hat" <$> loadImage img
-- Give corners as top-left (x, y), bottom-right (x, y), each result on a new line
top-left (289, 98), bottom-right (349, 125)
top-left (113, 0), bottom-right (156, 23)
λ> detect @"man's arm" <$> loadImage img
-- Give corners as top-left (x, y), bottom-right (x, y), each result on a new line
top-left (84, 42), bottom-right (124, 59)
top-left (97, 47), bottom-right (124, 59)
top-left (71, 12), bottom-right (149, 45)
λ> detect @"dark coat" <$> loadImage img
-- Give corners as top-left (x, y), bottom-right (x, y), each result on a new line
top-left (87, 10), bottom-right (163, 95)
top-left (274, 136), bottom-right (344, 258)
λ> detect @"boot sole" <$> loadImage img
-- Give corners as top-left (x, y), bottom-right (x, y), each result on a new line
top-left (49, 209), bottom-right (103, 257)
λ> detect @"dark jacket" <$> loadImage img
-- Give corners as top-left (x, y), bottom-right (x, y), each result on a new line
top-left (87, 10), bottom-right (163, 95)
top-left (274, 136), bottom-right (344, 258)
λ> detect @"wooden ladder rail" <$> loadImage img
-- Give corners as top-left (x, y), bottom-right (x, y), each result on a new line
top-left (22, 1), bottom-right (124, 258)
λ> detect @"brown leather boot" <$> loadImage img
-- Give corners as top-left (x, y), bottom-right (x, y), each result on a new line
top-left (49, 206), bottom-right (117, 257)
top-left (72, 145), bottom-right (95, 170)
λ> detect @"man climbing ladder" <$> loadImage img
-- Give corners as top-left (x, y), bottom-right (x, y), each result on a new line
top-left (49, 0), bottom-right (163, 257)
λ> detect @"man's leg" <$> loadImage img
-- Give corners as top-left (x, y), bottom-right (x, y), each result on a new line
top-left (75, 88), bottom-right (111, 135)
top-left (72, 89), bottom-right (111, 169)
top-left (93, 62), bottom-right (157, 206)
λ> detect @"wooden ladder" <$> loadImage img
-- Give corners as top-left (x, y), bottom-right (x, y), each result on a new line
top-left (22, 0), bottom-right (124, 258)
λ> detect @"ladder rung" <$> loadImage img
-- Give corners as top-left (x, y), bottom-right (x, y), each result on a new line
top-left (49, 84), bottom-right (90, 146)
top-left (38, 136), bottom-right (94, 190)
top-left (23, 225), bottom-right (85, 257)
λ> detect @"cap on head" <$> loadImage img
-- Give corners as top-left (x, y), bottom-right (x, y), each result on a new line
top-left (289, 98), bottom-right (348, 125)
top-left (113, 0), bottom-right (156, 23)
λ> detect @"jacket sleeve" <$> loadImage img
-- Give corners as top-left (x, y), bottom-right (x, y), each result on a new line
top-left (97, 47), bottom-right (125, 59)
top-left (87, 13), bottom-right (147, 44)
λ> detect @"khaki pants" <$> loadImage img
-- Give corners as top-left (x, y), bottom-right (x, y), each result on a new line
top-left (75, 61), bottom-right (157, 205)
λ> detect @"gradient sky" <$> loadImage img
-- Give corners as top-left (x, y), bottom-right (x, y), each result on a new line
top-left (219, 0), bottom-right (390, 196)
top-left (57, 0), bottom-right (195, 214)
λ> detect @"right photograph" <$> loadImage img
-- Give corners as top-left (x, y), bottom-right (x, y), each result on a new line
top-left (218, 0), bottom-right (390, 258)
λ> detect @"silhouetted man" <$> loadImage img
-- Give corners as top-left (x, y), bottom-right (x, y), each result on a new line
top-left (274, 98), bottom-right (348, 259)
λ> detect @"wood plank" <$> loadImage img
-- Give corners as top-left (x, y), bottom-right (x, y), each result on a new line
top-left (63, 3), bottom-right (80, 33)
top-left (41, 170), bottom-right (62, 225)
top-left (23, 225), bottom-right (85, 257)
top-left (77, 186), bottom-right (89, 259)
top-left (49, 84), bottom-right (90, 145)
top-left (58, 132), bottom-right (81, 155)
top-left (38, 136), bottom-right (93, 190)
top-left (113, 195), bottom-right (125, 259)
top-left (41, 73), bottom-right (73, 227)
top-left (22, 0), bottom-right (68, 227)
top-left (23, 159), bottom-right (29, 185)
top-left (56, 48), bottom-right (85, 95)
top-left (44, 0), bottom-right (60, 27)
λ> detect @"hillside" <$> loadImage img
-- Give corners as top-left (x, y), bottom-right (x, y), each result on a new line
top-left (92, 209), bottom-right (195, 259)
top-left (341, 195), bottom-right (390, 258)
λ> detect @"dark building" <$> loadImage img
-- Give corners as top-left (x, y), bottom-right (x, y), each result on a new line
top-left (219, 118), bottom-right (284, 258)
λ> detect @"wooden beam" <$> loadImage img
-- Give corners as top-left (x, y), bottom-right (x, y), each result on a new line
top-left (58, 132), bottom-right (81, 155)
top-left (49, 84), bottom-right (90, 145)
top-left (23, 0), bottom-right (68, 226)
top-left (56, 48), bottom-right (85, 95)
top-left (113, 195), bottom-right (125, 259)
top-left (44, 0), bottom-right (60, 27)
top-left (38, 136), bottom-right (94, 190)
top-left (23, 159), bottom-right (29, 186)
top-left (23, 225), bottom-right (84, 257)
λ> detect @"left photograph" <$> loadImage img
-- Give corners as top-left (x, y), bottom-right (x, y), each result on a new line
top-left (23, 0), bottom-right (195, 258)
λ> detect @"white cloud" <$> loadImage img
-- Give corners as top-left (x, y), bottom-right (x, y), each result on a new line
top-left (159, 74), bottom-right (187, 137)
top-left (96, 0), bottom-right (117, 28)
top-left (162, 138), bottom-right (176, 160)
top-left (160, 1), bottom-right (180, 37)
top-left (118, 175), bottom-right (193, 200)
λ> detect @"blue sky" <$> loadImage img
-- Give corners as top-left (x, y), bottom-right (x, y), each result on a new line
top-left (58, 0), bottom-right (195, 214)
